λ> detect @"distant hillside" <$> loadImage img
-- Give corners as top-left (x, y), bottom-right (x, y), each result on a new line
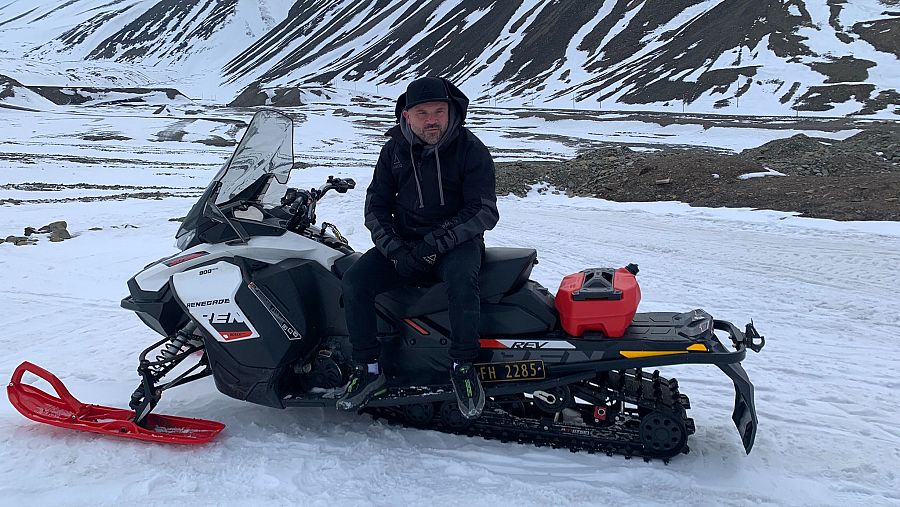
top-left (0, 0), bottom-right (897, 115)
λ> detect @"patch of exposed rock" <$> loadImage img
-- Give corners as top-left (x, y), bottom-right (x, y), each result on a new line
top-left (739, 129), bottom-right (900, 176)
top-left (2, 221), bottom-right (72, 246)
top-left (495, 127), bottom-right (900, 221)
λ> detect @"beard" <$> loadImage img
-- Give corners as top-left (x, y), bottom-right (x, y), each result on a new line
top-left (413, 123), bottom-right (445, 145)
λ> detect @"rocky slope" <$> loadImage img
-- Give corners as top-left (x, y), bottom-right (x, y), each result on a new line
top-left (496, 126), bottom-right (900, 220)
top-left (0, 0), bottom-right (897, 115)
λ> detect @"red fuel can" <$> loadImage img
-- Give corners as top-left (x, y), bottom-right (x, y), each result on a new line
top-left (555, 265), bottom-right (641, 337)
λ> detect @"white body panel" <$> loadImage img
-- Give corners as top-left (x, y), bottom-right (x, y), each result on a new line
top-left (171, 261), bottom-right (260, 343)
top-left (135, 232), bottom-right (345, 293)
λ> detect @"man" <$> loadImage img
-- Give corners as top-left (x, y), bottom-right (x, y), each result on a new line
top-left (337, 76), bottom-right (499, 419)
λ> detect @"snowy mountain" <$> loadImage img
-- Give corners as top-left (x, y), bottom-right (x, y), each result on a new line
top-left (0, 0), bottom-right (898, 114)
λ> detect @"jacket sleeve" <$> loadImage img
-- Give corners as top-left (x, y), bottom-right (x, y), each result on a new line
top-left (364, 143), bottom-right (404, 258)
top-left (443, 137), bottom-right (499, 248)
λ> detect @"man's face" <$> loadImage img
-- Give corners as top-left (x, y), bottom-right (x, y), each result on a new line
top-left (403, 101), bottom-right (449, 145)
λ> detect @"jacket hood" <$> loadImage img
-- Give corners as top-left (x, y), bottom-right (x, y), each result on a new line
top-left (394, 77), bottom-right (469, 124)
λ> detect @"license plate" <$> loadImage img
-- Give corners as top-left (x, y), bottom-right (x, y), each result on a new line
top-left (475, 360), bottom-right (546, 383)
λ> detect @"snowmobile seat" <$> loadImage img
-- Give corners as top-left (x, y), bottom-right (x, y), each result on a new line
top-left (478, 247), bottom-right (538, 299)
top-left (375, 247), bottom-right (538, 317)
top-left (333, 248), bottom-right (537, 300)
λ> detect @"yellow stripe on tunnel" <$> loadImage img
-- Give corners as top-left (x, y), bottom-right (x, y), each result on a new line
top-left (619, 350), bottom-right (688, 359)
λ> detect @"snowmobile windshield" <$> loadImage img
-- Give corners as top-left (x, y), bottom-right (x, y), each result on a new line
top-left (176, 110), bottom-right (294, 244)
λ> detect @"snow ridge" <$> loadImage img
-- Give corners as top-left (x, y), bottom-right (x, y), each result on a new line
top-left (0, 0), bottom-right (897, 115)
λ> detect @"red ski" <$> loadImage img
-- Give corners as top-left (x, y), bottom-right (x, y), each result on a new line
top-left (7, 361), bottom-right (224, 444)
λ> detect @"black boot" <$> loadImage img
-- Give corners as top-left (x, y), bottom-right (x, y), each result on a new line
top-left (336, 363), bottom-right (386, 411)
top-left (450, 362), bottom-right (485, 419)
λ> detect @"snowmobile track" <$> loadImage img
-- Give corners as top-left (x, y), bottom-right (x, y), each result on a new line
top-left (367, 368), bottom-right (694, 463)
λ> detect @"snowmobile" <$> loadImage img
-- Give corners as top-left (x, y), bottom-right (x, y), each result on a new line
top-left (8, 110), bottom-right (764, 460)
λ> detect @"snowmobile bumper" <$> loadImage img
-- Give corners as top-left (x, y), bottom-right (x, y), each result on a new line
top-left (713, 320), bottom-right (764, 454)
top-left (7, 361), bottom-right (224, 444)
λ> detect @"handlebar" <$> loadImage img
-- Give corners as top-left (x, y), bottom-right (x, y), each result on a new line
top-left (284, 176), bottom-right (356, 232)
top-left (318, 175), bottom-right (356, 196)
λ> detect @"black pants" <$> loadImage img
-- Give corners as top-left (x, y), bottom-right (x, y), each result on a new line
top-left (342, 239), bottom-right (484, 364)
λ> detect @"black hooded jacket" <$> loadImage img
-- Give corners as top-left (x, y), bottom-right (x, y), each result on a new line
top-left (365, 78), bottom-right (499, 258)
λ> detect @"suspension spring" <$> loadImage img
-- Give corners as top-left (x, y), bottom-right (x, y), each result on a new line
top-left (151, 325), bottom-right (202, 375)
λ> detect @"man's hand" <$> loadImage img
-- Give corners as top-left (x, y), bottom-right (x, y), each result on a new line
top-left (390, 244), bottom-right (434, 278)
top-left (388, 234), bottom-right (447, 277)
top-left (424, 227), bottom-right (457, 254)
top-left (388, 245), bottom-right (413, 277)
top-left (393, 253), bottom-right (423, 278)
top-left (410, 240), bottom-right (440, 269)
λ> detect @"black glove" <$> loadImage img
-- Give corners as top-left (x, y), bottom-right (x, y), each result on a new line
top-left (387, 243), bottom-right (428, 278)
top-left (385, 244), bottom-right (408, 276)
top-left (410, 240), bottom-right (440, 269)
top-left (394, 249), bottom-right (431, 278)
top-left (424, 227), bottom-right (457, 254)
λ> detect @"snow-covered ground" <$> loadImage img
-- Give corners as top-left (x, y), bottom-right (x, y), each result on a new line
top-left (1, 101), bottom-right (899, 506)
